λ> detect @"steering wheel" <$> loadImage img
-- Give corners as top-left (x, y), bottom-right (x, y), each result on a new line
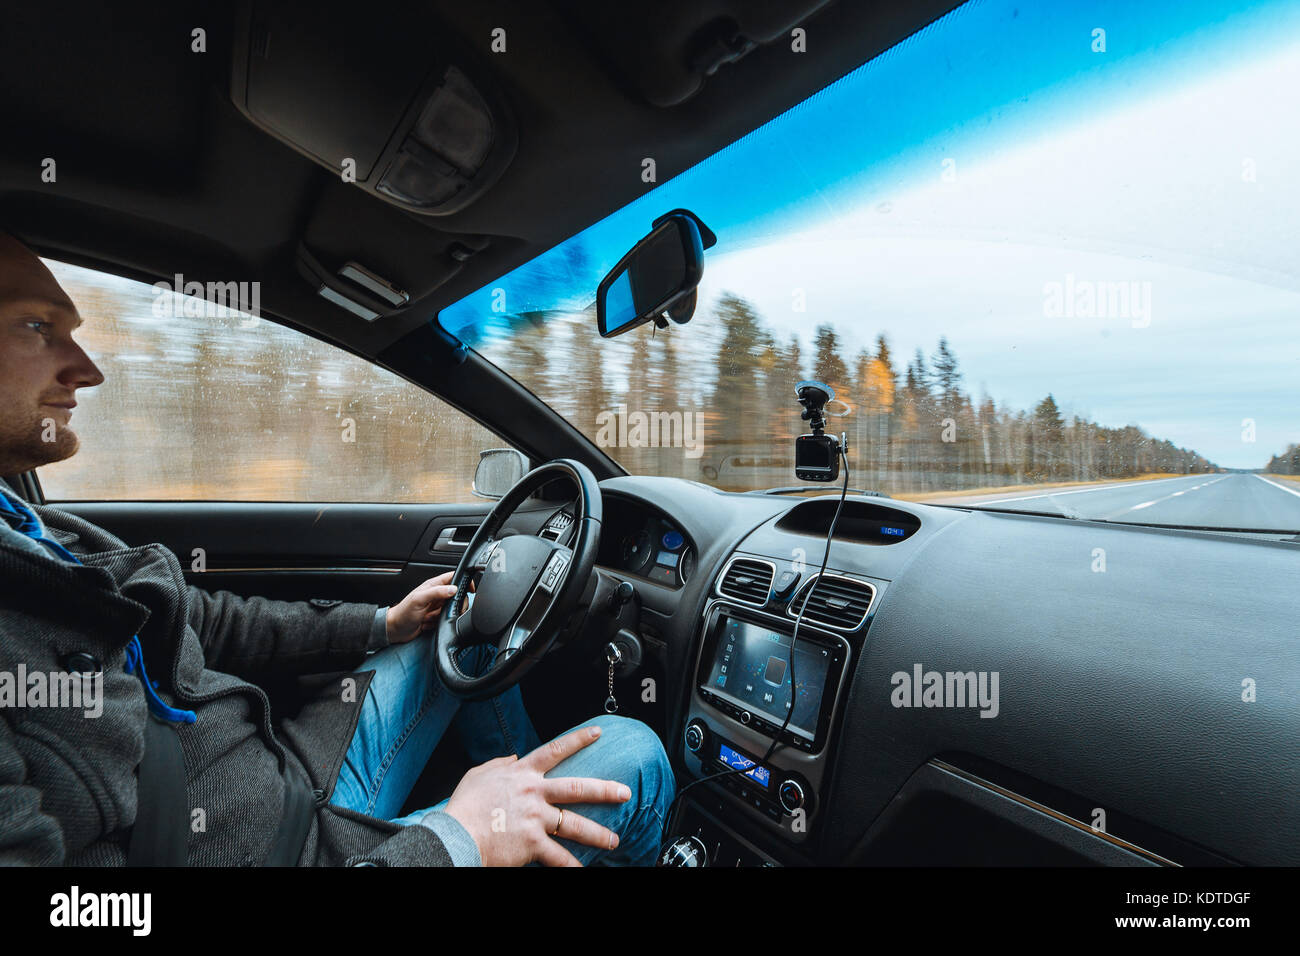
top-left (435, 459), bottom-right (602, 701)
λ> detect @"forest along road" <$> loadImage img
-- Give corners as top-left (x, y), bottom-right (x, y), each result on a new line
top-left (925, 474), bottom-right (1300, 530)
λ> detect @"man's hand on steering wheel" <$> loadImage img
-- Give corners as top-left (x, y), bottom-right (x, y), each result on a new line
top-left (442, 723), bottom-right (631, 866)
top-left (384, 571), bottom-right (464, 644)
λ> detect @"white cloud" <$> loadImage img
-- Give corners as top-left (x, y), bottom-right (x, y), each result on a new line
top-left (695, 41), bottom-right (1300, 468)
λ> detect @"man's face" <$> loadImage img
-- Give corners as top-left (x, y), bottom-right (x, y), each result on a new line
top-left (0, 233), bottom-right (104, 475)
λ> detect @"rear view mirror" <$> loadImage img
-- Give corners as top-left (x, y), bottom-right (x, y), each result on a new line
top-left (596, 210), bottom-right (715, 338)
top-left (473, 448), bottom-right (528, 498)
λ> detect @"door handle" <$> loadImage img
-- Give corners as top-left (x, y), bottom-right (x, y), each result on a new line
top-left (432, 526), bottom-right (477, 552)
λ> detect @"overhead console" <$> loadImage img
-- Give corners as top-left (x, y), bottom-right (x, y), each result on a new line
top-left (231, 2), bottom-right (517, 217)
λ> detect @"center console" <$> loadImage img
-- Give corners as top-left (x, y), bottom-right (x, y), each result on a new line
top-left (665, 553), bottom-right (882, 862)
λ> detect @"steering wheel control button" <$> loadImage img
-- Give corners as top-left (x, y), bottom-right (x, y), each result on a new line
top-left (539, 552), bottom-right (568, 592)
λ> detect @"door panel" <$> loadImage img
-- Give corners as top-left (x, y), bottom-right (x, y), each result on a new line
top-left (58, 499), bottom-right (560, 605)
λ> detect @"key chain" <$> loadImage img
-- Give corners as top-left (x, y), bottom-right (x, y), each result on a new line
top-left (604, 642), bottom-right (621, 714)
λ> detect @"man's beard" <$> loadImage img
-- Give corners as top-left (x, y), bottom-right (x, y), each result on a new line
top-left (0, 412), bottom-right (80, 475)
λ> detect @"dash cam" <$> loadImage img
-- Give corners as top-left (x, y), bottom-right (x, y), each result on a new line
top-left (794, 381), bottom-right (844, 482)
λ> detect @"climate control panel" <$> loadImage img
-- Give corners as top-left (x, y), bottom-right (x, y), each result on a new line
top-left (683, 718), bottom-right (816, 826)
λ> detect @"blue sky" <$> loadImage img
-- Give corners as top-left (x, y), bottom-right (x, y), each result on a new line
top-left (440, 0), bottom-right (1300, 469)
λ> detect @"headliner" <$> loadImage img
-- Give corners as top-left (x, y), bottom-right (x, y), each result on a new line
top-left (0, 1), bottom-right (961, 364)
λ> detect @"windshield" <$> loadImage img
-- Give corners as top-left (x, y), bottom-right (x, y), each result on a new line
top-left (439, 0), bottom-right (1300, 532)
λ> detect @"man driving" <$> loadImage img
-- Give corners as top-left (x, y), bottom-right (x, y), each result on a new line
top-left (0, 229), bottom-right (674, 867)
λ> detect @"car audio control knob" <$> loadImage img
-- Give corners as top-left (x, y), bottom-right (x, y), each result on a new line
top-left (739, 710), bottom-right (752, 725)
top-left (684, 721), bottom-right (705, 754)
top-left (779, 779), bottom-right (806, 814)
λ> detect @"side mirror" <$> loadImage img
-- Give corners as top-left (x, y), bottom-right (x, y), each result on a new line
top-left (596, 210), bottom-right (715, 338)
top-left (473, 448), bottom-right (528, 498)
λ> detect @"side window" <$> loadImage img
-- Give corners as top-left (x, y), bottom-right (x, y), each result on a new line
top-left (37, 259), bottom-right (512, 503)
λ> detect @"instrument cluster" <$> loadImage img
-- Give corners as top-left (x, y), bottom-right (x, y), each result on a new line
top-left (599, 500), bottom-right (696, 588)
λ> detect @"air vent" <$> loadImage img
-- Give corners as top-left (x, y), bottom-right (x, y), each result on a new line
top-left (717, 558), bottom-right (775, 608)
top-left (787, 574), bottom-right (875, 631)
top-left (540, 511), bottom-right (574, 542)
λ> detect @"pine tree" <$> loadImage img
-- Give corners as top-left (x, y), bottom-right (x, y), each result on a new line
top-left (811, 325), bottom-right (849, 396)
top-left (930, 337), bottom-right (962, 414)
top-left (1033, 394), bottom-right (1065, 479)
top-left (707, 293), bottom-right (773, 487)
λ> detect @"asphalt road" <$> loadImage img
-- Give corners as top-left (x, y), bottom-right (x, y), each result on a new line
top-left (924, 474), bottom-right (1300, 531)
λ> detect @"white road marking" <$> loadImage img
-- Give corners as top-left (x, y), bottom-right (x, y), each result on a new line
top-left (1255, 474), bottom-right (1300, 499)
top-left (1113, 475), bottom-right (1228, 515)
top-left (959, 475), bottom-right (1199, 506)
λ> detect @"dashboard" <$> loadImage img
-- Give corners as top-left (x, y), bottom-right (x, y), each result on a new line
top-left (575, 476), bottom-right (1300, 868)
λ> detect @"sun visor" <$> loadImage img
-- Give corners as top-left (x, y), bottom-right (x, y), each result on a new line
top-left (230, 2), bottom-right (516, 216)
top-left (556, 0), bottom-right (837, 107)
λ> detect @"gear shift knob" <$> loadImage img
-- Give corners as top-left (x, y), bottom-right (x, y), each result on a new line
top-left (658, 836), bottom-right (709, 867)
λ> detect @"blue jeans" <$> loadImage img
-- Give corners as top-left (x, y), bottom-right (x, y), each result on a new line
top-left (329, 634), bottom-right (674, 866)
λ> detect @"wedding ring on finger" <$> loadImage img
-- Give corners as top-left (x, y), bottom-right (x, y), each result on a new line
top-left (551, 807), bottom-right (565, 836)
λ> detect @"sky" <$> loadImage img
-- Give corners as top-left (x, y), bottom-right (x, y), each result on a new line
top-left (439, 0), bottom-right (1300, 469)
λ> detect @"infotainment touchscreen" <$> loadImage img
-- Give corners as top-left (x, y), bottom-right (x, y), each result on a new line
top-left (701, 616), bottom-right (832, 740)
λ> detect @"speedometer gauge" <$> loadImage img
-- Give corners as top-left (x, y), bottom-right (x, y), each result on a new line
top-left (621, 531), bottom-right (653, 574)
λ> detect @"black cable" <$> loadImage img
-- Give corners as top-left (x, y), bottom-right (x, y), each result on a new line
top-left (661, 444), bottom-right (851, 844)
top-left (762, 442), bottom-right (850, 762)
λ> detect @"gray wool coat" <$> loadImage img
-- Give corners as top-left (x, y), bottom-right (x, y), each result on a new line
top-left (0, 501), bottom-right (455, 866)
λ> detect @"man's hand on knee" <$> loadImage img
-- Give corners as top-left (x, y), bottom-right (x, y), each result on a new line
top-left (442, 724), bottom-right (631, 866)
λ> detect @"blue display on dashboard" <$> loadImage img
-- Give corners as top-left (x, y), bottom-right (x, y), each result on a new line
top-left (661, 530), bottom-right (684, 551)
top-left (718, 743), bottom-right (770, 789)
top-left (881, 526), bottom-right (906, 537)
